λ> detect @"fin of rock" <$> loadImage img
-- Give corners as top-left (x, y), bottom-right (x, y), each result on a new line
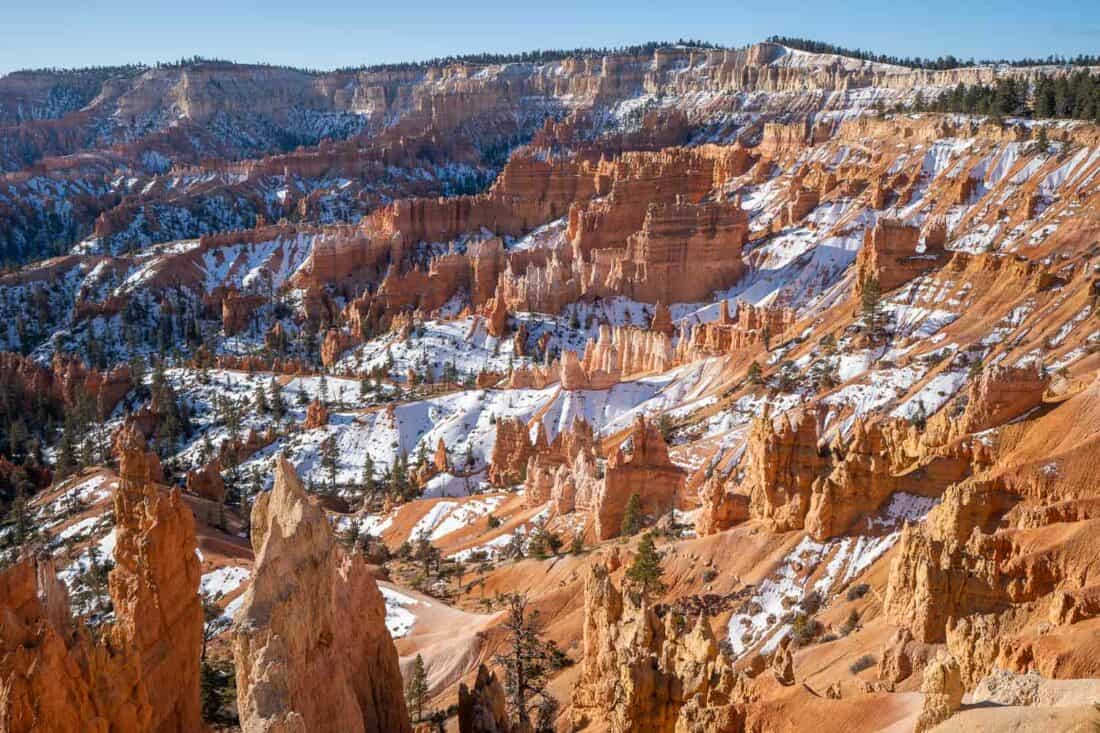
top-left (233, 457), bottom-right (411, 733)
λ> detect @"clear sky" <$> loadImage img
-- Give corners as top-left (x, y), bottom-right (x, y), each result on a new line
top-left (3, 0), bottom-right (1098, 75)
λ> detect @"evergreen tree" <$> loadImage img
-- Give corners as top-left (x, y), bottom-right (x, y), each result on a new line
top-left (626, 532), bottom-right (667, 599)
top-left (860, 276), bottom-right (883, 338)
top-left (319, 435), bottom-right (339, 494)
top-left (492, 593), bottom-right (563, 731)
top-left (253, 384), bottom-right (268, 413)
top-left (747, 360), bottom-right (764, 385)
top-left (1035, 126), bottom-right (1050, 154)
top-left (620, 493), bottom-right (644, 537)
top-left (404, 653), bottom-right (429, 722)
top-left (7, 489), bottom-right (30, 547)
top-left (360, 454), bottom-right (376, 504)
top-left (269, 378), bottom-right (285, 421)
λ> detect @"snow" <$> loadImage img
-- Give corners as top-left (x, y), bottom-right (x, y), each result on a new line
top-left (380, 585), bottom-right (428, 638)
top-left (890, 370), bottom-right (968, 421)
top-left (823, 366), bottom-right (925, 417)
top-left (426, 496), bottom-right (506, 540)
top-left (200, 566), bottom-right (251, 598)
top-left (57, 516), bottom-right (101, 542)
top-left (726, 491), bottom-right (937, 658)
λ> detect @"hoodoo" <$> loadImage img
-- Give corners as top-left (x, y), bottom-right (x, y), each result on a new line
top-left (4, 27), bottom-right (1100, 733)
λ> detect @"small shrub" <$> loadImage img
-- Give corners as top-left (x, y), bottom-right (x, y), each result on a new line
top-left (841, 609), bottom-right (860, 635)
top-left (849, 654), bottom-right (876, 674)
top-left (800, 590), bottom-right (823, 615)
top-left (701, 568), bottom-right (718, 583)
top-left (846, 583), bottom-right (870, 602)
top-left (570, 536), bottom-right (585, 555)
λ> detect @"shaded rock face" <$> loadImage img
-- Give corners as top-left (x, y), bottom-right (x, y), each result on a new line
top-left (457, 665), bottom-right (512, 733)
top-left (0, 352), bottom-right (131, 423)
top-left (695, 476), bottom-right (750, 536)
top-left (185, 458), bottom-right (227, 502)
top-left (233, 457), bottom-right (411, 733)
top-left (0, 456), bottom-right (203, 733)
top-left (571, 564), bottom-right (745, 733)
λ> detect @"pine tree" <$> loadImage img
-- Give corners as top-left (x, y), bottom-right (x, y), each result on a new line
top-left (360, 454), bottom-right (376, 504)
top-left (747, 360), bottom-right (763, 385)
top-left (253, 384), bottom-right (268, 413)
top-left (269, 378), bottom-right (285, 420)
top-left (1035, 126), bottom-right (1050, 154)
top-left (8, 489), bottom-right (30, 547)
top-left (319, 435), bottom-right (338, 494)
top-left (860, 276), bottom-right (883, 339)
top-left (626, 532), bottom-right (667, 599)
top-left (620, 493), bottom-right (644, 537)
top-left (405, 653), bottom-right (429, 722)
top-left (492, 593), bottom-right (563, 730)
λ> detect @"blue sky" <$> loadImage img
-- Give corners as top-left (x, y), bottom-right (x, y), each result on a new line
top-left (3, 0), bottom-right (1098, 74)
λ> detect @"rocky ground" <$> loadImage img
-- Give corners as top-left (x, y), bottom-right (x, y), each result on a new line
top-left (2, 39), bottom-right (1100, 733)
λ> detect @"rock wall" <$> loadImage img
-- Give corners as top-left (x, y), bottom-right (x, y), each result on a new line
top-left (746, 410), bottom-right (826, 533)
top-left (109, 461), bottom-right (204, 733)
top-left (590, 416), bottom-right (684, 540)
top-left (854, 218), bottom-right (943, 297)
top-left (959, 362), bottom-right (1049, 434)
top-left (677, 300), bottom-right (795, 360)
top-left (457, 665), bottom-right (513, 733)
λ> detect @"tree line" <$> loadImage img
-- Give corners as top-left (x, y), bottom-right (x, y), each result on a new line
top-left (906, 72), bottom-right (1100, 122)
top-left (768, 36), bottom-right (1100, 70)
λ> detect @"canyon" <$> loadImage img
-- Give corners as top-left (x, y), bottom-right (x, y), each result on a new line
top-left (2, 37), bottom-right (1100, 733)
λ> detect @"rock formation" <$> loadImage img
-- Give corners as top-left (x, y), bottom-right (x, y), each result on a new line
top-left (854, 218), bottom-right (943, 297)
top-left (185, 458), bottom-right (226, 502)
top-left (303, 398), bottom-right (330, 429)
top-left (958, 361), bottom-right (1048, 433)
top-left (571, 563), bottom-right (745, 733)
top-left (487, 417), bottom-right (536, 486)
top-left (592, 415), bottom-right (684, 540)
top-left (746, 410), bottom-right (826, 533)
top-left (0, 439), bottom-right (203, 733)
top-left (695, 476), bottom-right (750, 536)
top-left (233, 457), bottom-right (411, 733)
top-left (520, 415), bottom-right (683, 540)
top-left (457, 665), bottom-right (512, 733)
top-left (914, 653), bottom-right (964, 733)
top-left (109, 457), bottom-right (205, 733)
